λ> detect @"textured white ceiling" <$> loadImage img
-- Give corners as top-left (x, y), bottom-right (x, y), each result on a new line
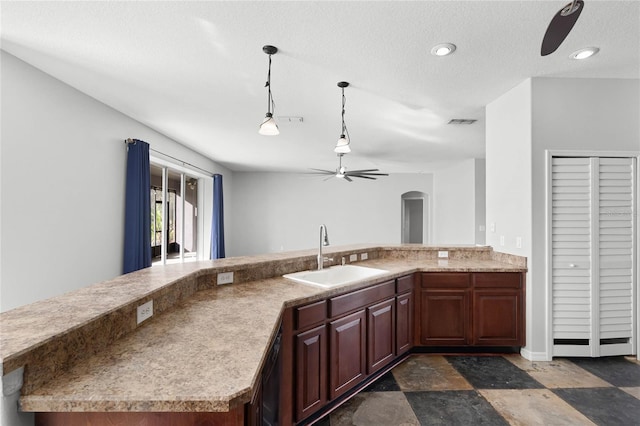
top-left (1, 1), bottom-right (638, 173)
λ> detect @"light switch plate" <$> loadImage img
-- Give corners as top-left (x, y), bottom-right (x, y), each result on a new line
top-left (438, 250), bottom-right (449, 259)
top-left (516, 237), bottom-right (522, 248)
top-left (500, 235), bottom-right (505, 246)
top-left (361, 253), bottom-right (368, 261)
top-left (217, 272), bottom-right (234, 285)
top-left (349, 254), bottom-right (358, 262)
top-left (137, 300), bottom-right (153, 324)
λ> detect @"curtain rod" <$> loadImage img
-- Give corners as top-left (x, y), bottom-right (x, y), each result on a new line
top-left (125, 138), bottom-right (215, 176)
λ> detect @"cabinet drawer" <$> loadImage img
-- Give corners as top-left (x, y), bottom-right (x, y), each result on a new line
top-left (421, 273), bottom-right (471, 288)
top-left (396, 275), bottom-right (414, 293)
top-left (473, 272), bottom-right (522, 288)
top-left (329, 280), bottom-right (395, 318)
top-left (295, 300), bottom-right (327, 330)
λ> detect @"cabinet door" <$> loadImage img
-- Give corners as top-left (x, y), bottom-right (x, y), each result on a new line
top-left (396, 292), bottom-right (414, 355)
top-left (473, 289), bottom-right (523, 346)
top-left (329, 310), bottom-right (366, 400)
top-left (295, 325), bottom-right (327, 421)
top-left (420, 289), bottom-right (470, 345)
top-left (367, 298), bottom-right (395, 374)
top-left (246, 379), bottom-right (262, 426)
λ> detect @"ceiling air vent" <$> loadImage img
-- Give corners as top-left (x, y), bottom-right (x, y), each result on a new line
top-left (448, 119), bottom-right (477, 125)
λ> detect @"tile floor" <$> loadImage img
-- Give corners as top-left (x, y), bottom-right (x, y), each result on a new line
top-left (314, 354), bottom-right (640, 426)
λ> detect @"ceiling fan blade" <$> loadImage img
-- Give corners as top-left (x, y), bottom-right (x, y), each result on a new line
top-left (344, 169), bottom-right (380, 174)
top-left (348, 172), bottom-right (389, 177)
top-left (308, 168), bottom-right (335, 175)
top-left (349, 174), bottom-right (377, 180)
top-left (323, 175), bottom-right (336, 181)
top-left (541, 0), bottom-right (584, 56)
top-left (344, 175), bottom-right (353, 182)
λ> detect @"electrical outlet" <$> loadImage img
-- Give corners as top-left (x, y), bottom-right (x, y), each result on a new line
top-left (349, 254), bottom-right (358, 262)
top-left (438, 250), bottom-right (449, 258)
top-left (500, 235), bottom-right (505, 246)
top-left (516, 236), bottom-right (522, 248)
top-left (361, 253), bottom-right (368, 261)
top-left (217, 272), bottom-right (234, 285)
top-left (137, 300), bottom-right (153, 324)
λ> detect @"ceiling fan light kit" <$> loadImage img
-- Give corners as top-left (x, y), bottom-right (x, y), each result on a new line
top-left (309, 153), bottom-right (388, 183)
top-left (258, 45), bottom-right (279, 136)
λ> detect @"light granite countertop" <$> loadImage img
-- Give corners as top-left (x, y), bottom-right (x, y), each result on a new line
top-left (0, 245), bottom-right (526, 413)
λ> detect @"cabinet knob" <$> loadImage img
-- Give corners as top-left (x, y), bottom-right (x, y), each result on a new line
top-left (569, 264), bottom-right (578, 268)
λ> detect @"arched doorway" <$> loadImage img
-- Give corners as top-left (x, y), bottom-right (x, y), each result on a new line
top-left (401, 191), bottom-right (429, 244)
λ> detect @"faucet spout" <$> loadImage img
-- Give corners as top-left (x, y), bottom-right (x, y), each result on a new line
top-left (318, 224), bottom-right (330, 270)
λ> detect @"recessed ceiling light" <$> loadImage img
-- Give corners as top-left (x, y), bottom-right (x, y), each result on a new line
top-left (431, 43), bottom-right (456, 57)
top-left (571, 47), bottom-right (599, 60)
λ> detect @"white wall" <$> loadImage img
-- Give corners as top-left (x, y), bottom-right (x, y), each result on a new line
top-left (485, 78), bottom-right (534, 357)
top-left (0, 50), bottom-right (232, 313)
top-left (474, 158), bottom-right (486, 245)
top-left (229, 172), bottom-right (434, 256)
top-left (432, 159), bottom-right (478, 244)
top-left (486, 77), bottom-right (639, 360)
top-left (228, 160), bottom-right (483, 257)
top-left (1, 50), bottom-right (233, 426)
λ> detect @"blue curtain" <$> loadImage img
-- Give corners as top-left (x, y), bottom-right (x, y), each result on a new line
top-left (123, 140), bottom-right (151, 273)
top-left (210, 174), bottom-right (225, 259)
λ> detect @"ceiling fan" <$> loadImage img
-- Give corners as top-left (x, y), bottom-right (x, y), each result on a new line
top-left (309, 154), bottom-right (388, 182)
top-left (541, 0), bottom-right (584, 56)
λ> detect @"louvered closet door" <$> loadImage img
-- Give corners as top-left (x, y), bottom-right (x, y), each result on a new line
top-left (598, 158), bottom-right (635, 356)
top-left (552, 157), bottom-right (593, 356)
top-left (551, 156), bottom-right (637, 358)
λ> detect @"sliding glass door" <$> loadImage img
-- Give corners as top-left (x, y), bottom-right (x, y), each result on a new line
top-left (150, 164), bottom-right (198, 265)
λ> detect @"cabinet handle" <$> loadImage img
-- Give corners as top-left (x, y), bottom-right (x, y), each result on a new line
top-left (569, 264), bottom-right (578, 268)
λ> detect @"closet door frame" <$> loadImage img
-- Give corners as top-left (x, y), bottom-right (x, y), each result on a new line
top-left (545, 150), bottom-right (640, 360)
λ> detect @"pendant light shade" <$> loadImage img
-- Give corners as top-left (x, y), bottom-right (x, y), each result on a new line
top-left (335, 135), bottom-right (351, 154)
top-left (334, 81), bottom-right (351, 153)
top-left (259, 45), bottom-right (279, 136)
top-left (259, 113), bottom-right (279, 136)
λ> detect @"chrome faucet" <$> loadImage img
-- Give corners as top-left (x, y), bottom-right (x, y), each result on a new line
top-left (318, 224), bottom-right (330, 270)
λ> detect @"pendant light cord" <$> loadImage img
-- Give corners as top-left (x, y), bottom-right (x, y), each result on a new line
top-left (340, 87), bottom-right (349, 139)
top-left (265, 54), bottom-right (276, 115)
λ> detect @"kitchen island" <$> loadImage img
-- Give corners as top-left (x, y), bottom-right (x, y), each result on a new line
top-left (0, 245), bottom-right (526, 425)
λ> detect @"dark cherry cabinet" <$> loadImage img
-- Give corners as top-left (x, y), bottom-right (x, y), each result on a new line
top-left (420, 273), bottom-right (471, 345)
top-left (472, 272), bottom-right (523, 346)
top-left (329, 309), bottom-right (367, 399)
top-left (295, 325), bottom-right (327, 421)
top-left (366, 298), bottom-right (395, 374)
top-left (420, 289), bottom-right (470, 345)
top-left (396, 291), bottom-right (413, 355)
top-left (287, 274), bottom-right (415, 423)
top-left (246, 378), bottom-right (262, 426)
top-left (419, 272), bottom-right (524, 347)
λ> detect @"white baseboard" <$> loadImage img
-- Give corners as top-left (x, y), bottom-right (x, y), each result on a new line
top-left (520, 347), bottom-right (551, 361)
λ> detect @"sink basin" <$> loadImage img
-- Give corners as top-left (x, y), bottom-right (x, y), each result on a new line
top-left (283, 265), bottom-right (389, 288)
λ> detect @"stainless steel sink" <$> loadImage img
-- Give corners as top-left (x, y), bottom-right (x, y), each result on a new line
top-left (283, 264), bottom-right (388, 288)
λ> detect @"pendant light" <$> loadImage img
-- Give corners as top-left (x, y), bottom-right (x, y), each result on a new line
top-left (259, 45), bottom-right (279, 135)
top-left (334, 81), bottom-right (351, 154)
